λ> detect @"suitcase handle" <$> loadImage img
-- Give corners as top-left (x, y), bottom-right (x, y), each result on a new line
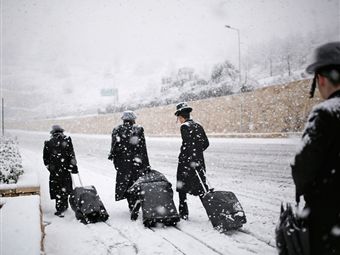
top-left (71, 173), bottom-right (84, 188)
top-left (77, 173), bottom-right (84, 187)
top-left (194, 169), bottom-right (208, 194)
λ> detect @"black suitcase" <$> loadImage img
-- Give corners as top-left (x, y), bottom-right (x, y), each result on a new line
top-left (201, 190), bottom-right (246, 231)
top-left (128, 170), bottom-right (180, 227)
top-left (140, 181), bottom-right (180, 227)
top-left (69, 175), bottom-right (109, 224)
top-left (195, 170), bottom-right (246, 231)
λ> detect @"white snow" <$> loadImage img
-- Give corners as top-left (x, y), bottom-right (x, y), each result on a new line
top-left (0, 169), bottom-right (39, 191)
top-left (4, 130), bottom-right (301, 254)
top-left (331, 225), bottom-right (340, 237)
top-left (0, 195), bottom-right (42, 255)
top-left (311, 95), bottom-right (340, 115)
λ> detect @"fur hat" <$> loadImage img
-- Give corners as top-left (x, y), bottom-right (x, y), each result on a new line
top-left (50, 125), bottom-right (64, 134)
top-left (121, 110), bottom-right (137, 121)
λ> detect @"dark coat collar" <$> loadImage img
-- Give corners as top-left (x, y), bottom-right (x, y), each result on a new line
top-left (328, 89), bottom-right (340, 99)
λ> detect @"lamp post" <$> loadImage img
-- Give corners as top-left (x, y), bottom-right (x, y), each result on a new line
top-left (225, 25), bottom-right (243, 132)
top-left (225, 25), bottom-right (241, 85)
top-left (1, 98), bottom-right (4, 136)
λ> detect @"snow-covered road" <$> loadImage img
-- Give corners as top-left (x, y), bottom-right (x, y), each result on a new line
top-left (9, 130), bottom-right (300, 255)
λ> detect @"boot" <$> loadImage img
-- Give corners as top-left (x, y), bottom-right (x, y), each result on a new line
top-left (54, 211), bottom-right (65, 217)
top-left (178, 192), bottom-right (188, 220)
top-left (179, 201), bottom-right (189, 220)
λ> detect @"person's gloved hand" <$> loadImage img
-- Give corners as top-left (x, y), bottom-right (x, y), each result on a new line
top-left (108, 154), bottom-right (114, 161)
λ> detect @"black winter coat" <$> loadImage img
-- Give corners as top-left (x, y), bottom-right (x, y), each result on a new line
top-left (176, 119), bottom-right (209, 196)
top-left (43, 133), bottom-right (78, 199)
top-left (292, 90), bottom-right (340, 255)
top-left (109, 122), bottom-right (150, 201)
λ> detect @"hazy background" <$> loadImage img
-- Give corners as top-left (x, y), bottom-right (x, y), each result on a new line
top-left (1, 0), bottom-right (339, 119)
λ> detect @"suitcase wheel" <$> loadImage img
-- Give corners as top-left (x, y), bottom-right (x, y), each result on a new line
top-left (143, 220), bottom-right (156, 228)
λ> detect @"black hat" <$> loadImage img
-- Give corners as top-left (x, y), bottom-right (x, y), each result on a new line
top-left (306, 42), bottom-right (340, 74)
top-left (174, 102), bottom-right (192, 116)
top-left (50, 125), bottom-right (64, 134)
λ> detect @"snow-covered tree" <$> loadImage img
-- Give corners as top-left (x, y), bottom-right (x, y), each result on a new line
top-left (211, 61), bottom-right (238, 84)
top-left (0, 137), bottom-right (24, 184)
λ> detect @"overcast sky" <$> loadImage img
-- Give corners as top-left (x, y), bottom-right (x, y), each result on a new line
top-left (1, 0), bottom-right (339, 117)
top-left (3, 0), bottom-right (339, 71)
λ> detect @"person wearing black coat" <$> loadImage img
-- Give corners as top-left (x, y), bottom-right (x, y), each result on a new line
top-left (291, 42), bottom-right (340, 255)
top-left (175, 102), bottom-right (209, 220)
top-left (43, 125), bottom-right (78, 217)
top-left (108, 110), bottom-right (150, 218)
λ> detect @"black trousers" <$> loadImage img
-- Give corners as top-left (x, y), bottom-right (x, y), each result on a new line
top-left (55, 194), bottom-right (69, 212)
top-left (179, 192), bottom-right (204, 217)
top-left (126, 193), bottom-right (140, 212)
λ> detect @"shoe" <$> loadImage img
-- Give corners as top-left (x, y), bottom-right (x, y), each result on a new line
top-left (180, 214), bottom-right (188, 220)
top-left (54, 211), bottom-right (65, 217)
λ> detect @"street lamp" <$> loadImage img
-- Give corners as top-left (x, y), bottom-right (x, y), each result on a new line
top-left (225, 25), bottom-right (241, 85)
top-left (225, 25), bottom-right (243, 132)
top-left (1, 98), bottom-right (4, 136)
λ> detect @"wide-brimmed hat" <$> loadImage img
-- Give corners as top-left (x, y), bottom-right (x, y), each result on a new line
top-left (174, 102), bottom-right (192, 116)
top-left (306, 42), bottom-right (340, 74)
top-left (50, 125), bottom-right (64, 134)
top-left (121, 110), bottom-right (137, 121)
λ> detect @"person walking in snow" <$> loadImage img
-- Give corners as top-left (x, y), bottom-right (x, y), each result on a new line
top-left (291, 42), bottom-right (340, 255)
top-left (108, 110), bottom-right (150, 219)
top-left (175, 102), bottom-right (209, 220)
top-left (43, 125), bottom-right (78, 217)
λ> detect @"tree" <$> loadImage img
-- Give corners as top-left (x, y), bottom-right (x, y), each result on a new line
top-left (211, 61), bottom-right (238, 83)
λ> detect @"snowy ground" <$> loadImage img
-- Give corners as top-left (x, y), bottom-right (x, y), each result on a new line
top-left (7, 130), bottom-right (300, 255)
top-left (1, 195), bottom-right (41, 255)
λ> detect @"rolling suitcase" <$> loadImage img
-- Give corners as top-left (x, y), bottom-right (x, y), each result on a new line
top-left (69, 174), bottom-right (109, 224)
top-left (128, 170), bottom-right (180, 227)
top-left (195, 170), bottom-right (247, 231)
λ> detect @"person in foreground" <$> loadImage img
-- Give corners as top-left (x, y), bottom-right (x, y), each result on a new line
top-left (291, 42), bottom-right (340, 255)
top-left (175, 102), bottom-right (209, 220)
top-left (43, 125), bottom-right (78, 217)
top-left (108, 110), bottom-right (150, 220)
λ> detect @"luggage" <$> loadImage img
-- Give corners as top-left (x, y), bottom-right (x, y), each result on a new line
top-left (275, 202), bottom-right (310, 255)
top-left (195, 170), bottom-right (247, 231)
top-left (128, 169), bottom-right (180, 227)
top-left (69, 174), bottom-right (109, 224)
top-left (201, 190), bottom-right (247, 231)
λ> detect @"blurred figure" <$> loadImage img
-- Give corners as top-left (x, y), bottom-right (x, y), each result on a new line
top-left (43, 125), bottom-right (78, 217)
top-left (175, 102), bottom-right (209, 220)
top-left (108, 110), bottom-right (150, 219)
top-left (292, 42), bottom-right (340, 255)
